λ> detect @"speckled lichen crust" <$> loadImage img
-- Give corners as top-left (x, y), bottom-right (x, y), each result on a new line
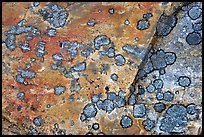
top-left (2, 2), bottom-right (202, 135)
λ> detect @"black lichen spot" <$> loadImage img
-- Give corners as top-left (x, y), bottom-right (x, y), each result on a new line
top-left (120, 115), bottom-right (133, 128)
top-left (136, 19), bottom-right (150, 30)
top-left (186, 32), bottom-right (202, 45)
top-left (17, 105), bottom-right (22, 111)
top-left (156, 13), bottom-right (177, 36)
top-left (105, 86), bottom-right (109, 91)
top-left (178, 76), bottom-right (191, 88)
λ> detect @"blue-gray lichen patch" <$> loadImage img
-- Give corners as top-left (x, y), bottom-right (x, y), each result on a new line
top-left (163, 91), bottom-right (174, 102)
top-left (82, 103), bottom-right (97, 118)
top-left (142, 118), bottom-right (155, 131)
top-left (47, 28), bottom-right (57, 37)
top-left (120, 115), bottom-right (133, 128)
top-left (156, 13), bottom-right (177, 36)
top-left (4, 34), bottom-right (16, 51)
top-left (188, 6), bottom-right (202, 20)
top-left (38, 4), bottom-right (69, 28)
top-left (52, 53), bottom-right (64, 61)
top-left (21, 70), bottom-right (36, 79)
top-left (94, 35), bottom-right (111, 50)
top-left (54, 85), bottom-right (66, 95)
top-left (137, 19), bottom-right (150, 30)
top-left (133, 103), bottom-right (146, 118)
top-left (128, 93), bottom-right (137, 105)
top-left (91, 94), bottom-right (101, 103)
top-left (186, 103), bottom-right (197, 115)
top-left (150, 49), bottom-right (167, 70)
top-left (19, 41), bottom-right (31, 53)
top-left (146, 84), bottom-right (155, 93)
top-left (186, 32), bottom-right (202, 45)
top-left (143, 13), bottom-right (153, 20)
top-left (152, 79), bottom-right (164, 89)
top-left (110, 73), bottom-right (118, 81)
top-left (33, 116), bottom-right (44, 126)
top-left (81, 47), bottom-right (94, 58)
top-left (92, 123), bottom-right (99, 130)
top-left (178, 76), bottom-right (191, 88)
top-left (70, 62), bottom-right (86, 72)
top-left (17, 92), bottom-right (25, 100)
top-left (87, 19), bottom-right (96, 27)
top-left (108, 8), bottom-right (114, 14)
top-left (114, 54), bottom-right (126, 66)
top-left (16, 74), bottom-right (25, 84)
top-left (153, 102), bottom-right (166, 113)
top-left (159, 104), bottom-right (188, 133)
